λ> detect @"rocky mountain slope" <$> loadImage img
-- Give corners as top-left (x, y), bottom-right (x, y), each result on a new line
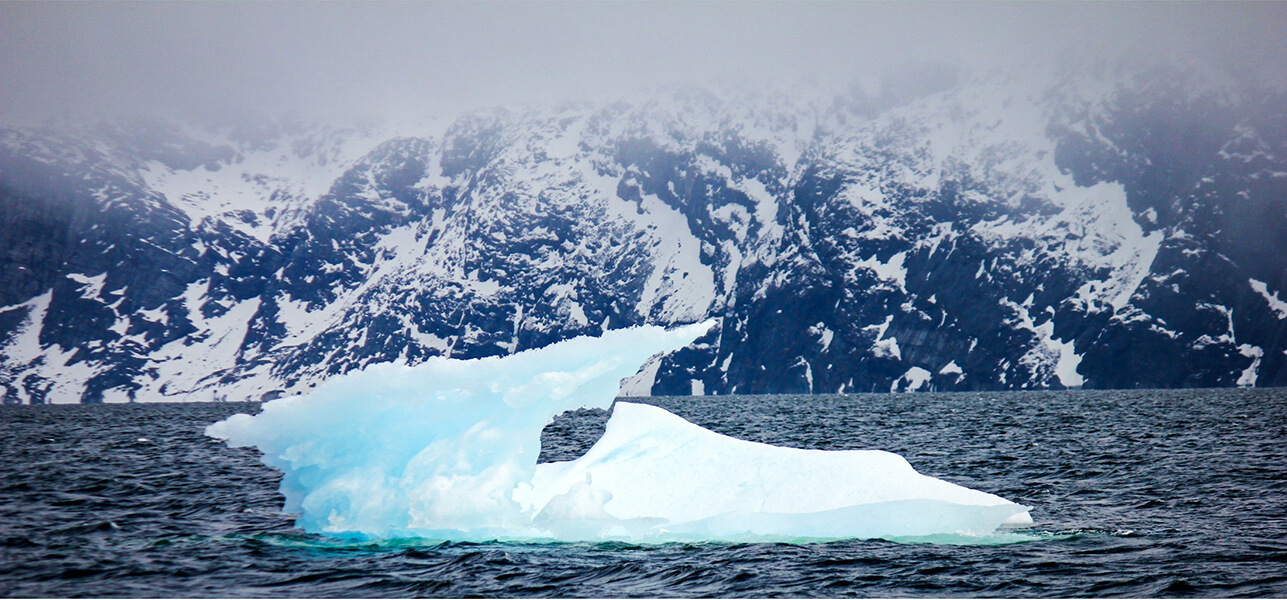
top-left (2, 63), bottom-right (1285, 403)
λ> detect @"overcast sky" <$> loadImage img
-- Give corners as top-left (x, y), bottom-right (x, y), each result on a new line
top-left (2, 1), bottom-right (1284, 124)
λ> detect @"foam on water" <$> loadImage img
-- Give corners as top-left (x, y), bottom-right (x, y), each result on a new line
top-left (207, 321), bottom-right (1031, 542)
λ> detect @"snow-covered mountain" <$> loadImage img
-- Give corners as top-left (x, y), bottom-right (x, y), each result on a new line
top-left (2, 63), bottom-right (1285, 403)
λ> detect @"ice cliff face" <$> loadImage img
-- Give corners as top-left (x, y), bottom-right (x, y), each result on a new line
top-left (2, 63), bottom-right (1285, 403)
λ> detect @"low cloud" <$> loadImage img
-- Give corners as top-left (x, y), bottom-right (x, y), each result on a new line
top-left (2, 2), bottom-right (1283, 124)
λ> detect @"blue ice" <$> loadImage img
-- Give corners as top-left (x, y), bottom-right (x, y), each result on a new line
top-left (207, 321), bottom-right (1032, 542)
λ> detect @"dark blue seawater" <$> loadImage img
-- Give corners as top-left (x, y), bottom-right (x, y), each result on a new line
top-left (2, 389), bottom-right (1285, 598)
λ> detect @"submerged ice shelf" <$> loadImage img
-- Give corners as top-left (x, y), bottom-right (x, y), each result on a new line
top-left (207, 321), bottom-right (1031, 543)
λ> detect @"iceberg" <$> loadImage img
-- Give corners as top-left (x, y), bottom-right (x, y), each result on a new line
top-left (207, 321), bottom-right (1032, 542)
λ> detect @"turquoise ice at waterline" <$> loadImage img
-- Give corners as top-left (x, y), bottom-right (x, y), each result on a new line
top-left (207, 321), bottom-right (1032, 543)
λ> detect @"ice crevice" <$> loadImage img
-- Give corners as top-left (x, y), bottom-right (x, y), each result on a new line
top-left (208, 321), bottom-right (1031, 543)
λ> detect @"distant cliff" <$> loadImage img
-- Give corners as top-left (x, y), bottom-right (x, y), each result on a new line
top-left (3, 63), bottom-right (1285, 403)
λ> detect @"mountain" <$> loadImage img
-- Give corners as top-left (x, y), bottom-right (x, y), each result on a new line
top-left (2, 62), bottom-right (1285, 403)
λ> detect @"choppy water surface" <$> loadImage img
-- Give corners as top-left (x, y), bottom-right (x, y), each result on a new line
top-left (2, 389), bottom-right (1285, 597)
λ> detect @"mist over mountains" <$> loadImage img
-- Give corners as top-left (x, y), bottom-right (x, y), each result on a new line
top-left (2, 58), bottom-right (1285, 403)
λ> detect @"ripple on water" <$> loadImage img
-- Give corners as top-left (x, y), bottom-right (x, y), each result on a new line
top-left (0, 389), bottom-right (1285, 597)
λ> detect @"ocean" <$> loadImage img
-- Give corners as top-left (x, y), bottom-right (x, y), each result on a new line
top-left (2, 388), bottom-right (1285, 597)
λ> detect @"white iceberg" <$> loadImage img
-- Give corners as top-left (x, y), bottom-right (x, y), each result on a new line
top-left (208, 320), bottom-right (1031, 542)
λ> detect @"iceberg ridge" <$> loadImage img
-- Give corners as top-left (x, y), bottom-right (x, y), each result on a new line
top-left (207, 321), bottom-right (1031, 542)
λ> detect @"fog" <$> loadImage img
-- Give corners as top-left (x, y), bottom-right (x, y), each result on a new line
top-left (2, 1), bottom-right (1284, 124)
